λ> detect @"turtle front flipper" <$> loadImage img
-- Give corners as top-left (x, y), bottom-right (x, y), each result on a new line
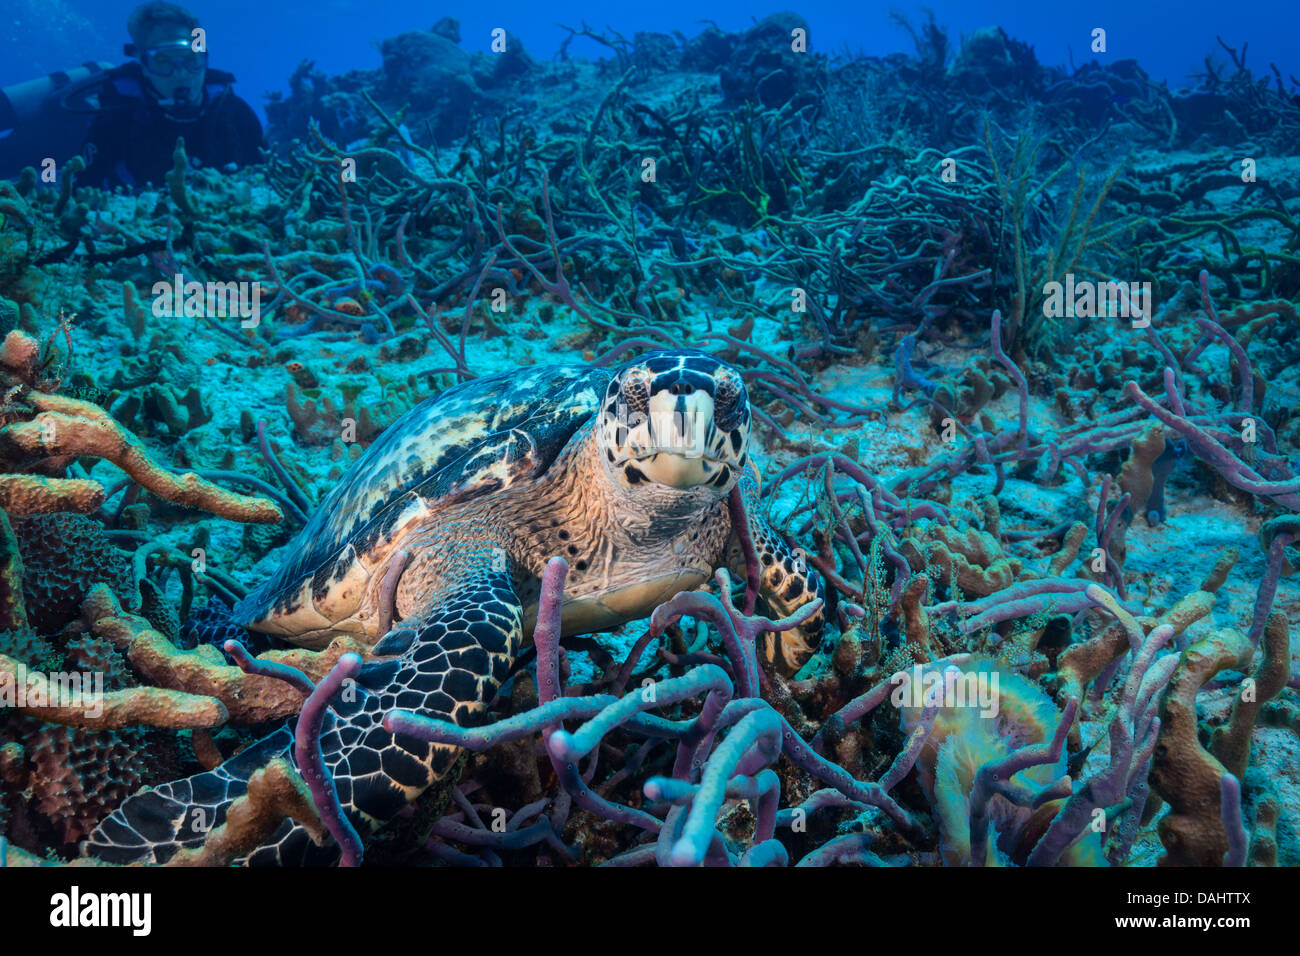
top-left (84, 550), bottom-right (523, 866)
top-left (730, 471), bottom-right (826, 676)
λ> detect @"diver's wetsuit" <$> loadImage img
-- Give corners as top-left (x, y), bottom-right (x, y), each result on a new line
top-left (80, 61), bottom-right (262, 191)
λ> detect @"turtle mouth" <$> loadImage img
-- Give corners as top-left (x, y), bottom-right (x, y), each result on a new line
top-left (621, 450), bottom-right (735, 489)
top-left (629, 448), bottom-right (725, 463)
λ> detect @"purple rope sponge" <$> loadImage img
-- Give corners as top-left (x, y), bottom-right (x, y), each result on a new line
top-left (650, 568), bottom-right (822, 700)
top-left (969, 697), bottom-right (1078, 867)
top-left (1123, 379), bottom-right (1300, 509)
top-left (225, 641), bottom-right (364, 866)
top-left (1026, 624), bottom-right (1175, 866)
top-left (1219, 773), bottom-right (1247, 867)
top-left (223, 639), bottom-right (314, 695)
top-left (295, 652), bottom-right (364, 867)
top-left (666, 708), bottom-right (783, 866)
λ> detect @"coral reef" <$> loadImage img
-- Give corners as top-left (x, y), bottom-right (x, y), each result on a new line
top-left (0, 14), bottom-right (1296, 870)
top-left (12, 512), bottom-right (134, 634)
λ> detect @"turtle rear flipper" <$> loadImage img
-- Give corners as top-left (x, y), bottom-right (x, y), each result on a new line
top-left (84, 555), bottom-right (524, 865)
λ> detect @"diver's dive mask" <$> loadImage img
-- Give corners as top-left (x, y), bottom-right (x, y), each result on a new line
top-left (125, 39), bottom-right (208, 77)
top-left (125, 39), bottom-right (207, 119)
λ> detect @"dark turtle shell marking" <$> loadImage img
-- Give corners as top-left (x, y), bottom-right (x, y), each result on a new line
top-left (234, 364), bottom-right (611, 630)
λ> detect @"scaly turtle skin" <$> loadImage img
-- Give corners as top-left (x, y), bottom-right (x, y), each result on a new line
top-left (84, 350), bottom-right (824, 865)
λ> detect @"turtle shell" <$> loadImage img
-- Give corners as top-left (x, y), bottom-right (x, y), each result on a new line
top-left (234, 364), bottom-right (611, 637)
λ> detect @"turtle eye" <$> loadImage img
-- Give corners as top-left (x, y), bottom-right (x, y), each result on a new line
top-left (713, 370), bottom-right (745, 431)
top-left (619, 367), bottom-right (653, 415)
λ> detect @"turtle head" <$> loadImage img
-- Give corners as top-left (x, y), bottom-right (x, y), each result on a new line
top-left (597, 351), bottom-right (750, 494)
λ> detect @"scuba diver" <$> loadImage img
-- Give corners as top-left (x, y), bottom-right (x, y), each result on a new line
top-left (0, 2), bottom-right (263, 190)
top-left (83, 2), bottom-right (264, 190)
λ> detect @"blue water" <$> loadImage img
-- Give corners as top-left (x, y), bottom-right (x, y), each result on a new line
top-left (4, 0), bottom-right (1298, 123)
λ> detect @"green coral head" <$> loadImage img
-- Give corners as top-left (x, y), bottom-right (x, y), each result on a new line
top-left (890, 656), bottom-right (1024, 727)
top-left (890, 657), bottom-right (1101, 865)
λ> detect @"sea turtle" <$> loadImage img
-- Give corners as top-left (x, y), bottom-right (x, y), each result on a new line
top-left (84, 350), bottom-right (824, 865)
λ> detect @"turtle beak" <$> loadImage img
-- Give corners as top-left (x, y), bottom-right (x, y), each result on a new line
top-left (635, 390), bottom-right (713, 459)
top-left (621, 391), bottom-right (731, 488)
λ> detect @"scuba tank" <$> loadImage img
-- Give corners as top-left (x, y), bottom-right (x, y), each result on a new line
top-left (0, 61), bottom-right (115, 180)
